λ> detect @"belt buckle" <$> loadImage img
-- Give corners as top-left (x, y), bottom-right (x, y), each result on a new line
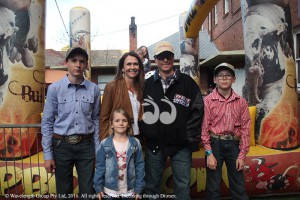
top-left (224, 135), bottom-right (231, 140)
top-left (65, 135), bottom-right (81, 144)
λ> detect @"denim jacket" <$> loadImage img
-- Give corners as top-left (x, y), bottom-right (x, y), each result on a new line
top-left (93, 135), bottom-right (145, 194)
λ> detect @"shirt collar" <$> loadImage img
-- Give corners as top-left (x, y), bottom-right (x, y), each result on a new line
top-left (159, 71), bottom-right (176, 84)
top-left (153, 68), bottom-right (180, 82)
top-left (211, 88), bottom-right (240, 102)
top-left (62, 75), bottom-right (87, 88)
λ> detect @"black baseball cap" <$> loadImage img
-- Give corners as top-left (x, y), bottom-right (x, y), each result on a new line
top-left (65, 47), bottom-right (88, 61)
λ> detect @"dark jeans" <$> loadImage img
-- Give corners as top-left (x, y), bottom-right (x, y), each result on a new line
top-left (206, 138), bottom-right (249, 200)
top-left (53, 137), bottom-right (95, 200)
top-left (144, 145), bottom-right (192, 200)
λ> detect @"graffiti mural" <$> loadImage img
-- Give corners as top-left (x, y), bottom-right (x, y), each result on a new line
top-left (182, 0), bottom-right (300, 197)
top-left (0, 0), bottom-right (300, 198)
top-left (241, 0), bottom-right (299, 149)
top-left (0, 0), bottom-right (45, 159)
top-left (69, 7), bottom-right (91, 80)
top-left (245, 158), bottom-right (300, 192)
top-left (179, 12), bottom-right (200, 85)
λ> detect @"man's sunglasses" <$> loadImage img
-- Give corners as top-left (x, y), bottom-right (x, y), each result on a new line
top-left (155, 52), bottom-right (174, 60)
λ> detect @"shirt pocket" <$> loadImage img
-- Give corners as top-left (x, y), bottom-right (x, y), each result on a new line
top-left (231, 109), bottom-right (241, 131)
top-left (104, 148), bottom-right (114, 163)
top-left (81, 94), bottom-right (94, 114)
top-left (104, 150), bottom-right (115, 176)
top-left (130, 145), bottom-right (137, 154)
top-left (58, 96), bottom-right (73, 114)
top-left (210, 105), bottom-right (219, 120)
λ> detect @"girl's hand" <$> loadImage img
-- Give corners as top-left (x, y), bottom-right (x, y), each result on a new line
top-left (98, 192), bottom-right (104, 200)
top-left (133, 192), bottom-right (141, 200)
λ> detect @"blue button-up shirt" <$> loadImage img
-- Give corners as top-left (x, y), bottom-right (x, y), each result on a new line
top-left (41, 75), bottom-right (101, 160)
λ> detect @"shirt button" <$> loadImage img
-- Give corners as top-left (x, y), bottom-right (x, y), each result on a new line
top-left (75, 123), bottom-right (78, 125)
top-left (156, 146), bottom-right (158, 149)
top-left (76, 111), bottom-right (78, 114)
top-left (153, 150), bottom-right (156, 153)
top-left (76, 100), bottom-right (78, 102)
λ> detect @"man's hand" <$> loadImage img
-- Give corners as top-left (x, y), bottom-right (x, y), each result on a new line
top-left (236, 158), bottom-right (245, 171)
top-left (207, 154), bottom-right (217, 170)
top-left (44, 159), bottom-right (55, 173)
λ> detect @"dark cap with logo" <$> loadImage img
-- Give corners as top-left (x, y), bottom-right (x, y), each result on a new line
top-left (213, 62), bottom-right (235, 76)
top-left (65, 47), bottom-right (88, 61)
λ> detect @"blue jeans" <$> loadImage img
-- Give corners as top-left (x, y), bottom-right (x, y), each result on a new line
top-left (53, 137), bottom-right (95, 200)
top-left (144, 145), bottom-right (192, 200)
top-left (206, 138), bottom-right (249, 200)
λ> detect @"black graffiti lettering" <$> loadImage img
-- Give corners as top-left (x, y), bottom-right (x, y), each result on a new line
top-left (21, 85), bottom-right (44, 102)
top-left (184, 8), bottom-right (198, 33)
top-left (8, 80), bottom-right (44, 103)
top-left (33, 70), bottom-right (45, 85)
top-left (7, 70), bottom-right (45, 103)
top-left (286, 74), bottom-right (297, 91)
top-left (8, 81), bottom-right (23, 96)
top-left (71, 12), bottom-right (87, 26)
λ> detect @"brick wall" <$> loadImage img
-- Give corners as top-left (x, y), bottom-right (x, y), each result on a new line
top-left (291, 0), bottom-right (300, 29)
top-left (202, 0), bottom-right (299, 50)
top-left (202, 0), bottom-right (244, 51)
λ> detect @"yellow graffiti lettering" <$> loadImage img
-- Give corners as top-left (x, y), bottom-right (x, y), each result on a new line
top-left (0, 165), bottom-right (79, 195)
top-left (184, 8), bottom-right (198, 33)
top-left (0, 166), bottom-right (22, 194)
top-left (190, 167), bottom-right (197, 187)
top-left (160, 166), bottom-right (230, 193)
top-left (23, 167), bottom-right (49, 195)
top-left (196, 167), bottom-right (206, 192)
top-left (47, 173), bottom-right (57, 194)
top-left (161, 166), bottom-right (173, 194)
top-left (73, 167), bottom-right (79, 194)
top-left (1, 164), bottom-right (230, 195)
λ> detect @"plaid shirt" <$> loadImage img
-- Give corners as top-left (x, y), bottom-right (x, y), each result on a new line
top-left (159, 70), bottom-right (177, 93)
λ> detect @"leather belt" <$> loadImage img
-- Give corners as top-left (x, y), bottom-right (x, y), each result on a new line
top-left (53, 133), bottom-right (93, 144)
top-left (209, 131), bottom-right (240, 141)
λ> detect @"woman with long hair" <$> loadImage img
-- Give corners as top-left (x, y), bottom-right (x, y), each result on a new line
top-left (100, 51), bottom-right (145, 141)
top-left (136, 45), bottom-right (151, 73)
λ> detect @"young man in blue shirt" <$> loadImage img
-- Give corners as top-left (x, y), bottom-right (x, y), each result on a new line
top-left (42, 47), bottom-right (101, 199)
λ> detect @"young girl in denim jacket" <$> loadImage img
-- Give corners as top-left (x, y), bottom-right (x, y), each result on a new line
top-left (93, 109), bottom-right (145, 200)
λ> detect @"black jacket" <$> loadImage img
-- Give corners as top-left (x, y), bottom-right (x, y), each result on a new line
top-left (139, 70), bottom-right (204, 156)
